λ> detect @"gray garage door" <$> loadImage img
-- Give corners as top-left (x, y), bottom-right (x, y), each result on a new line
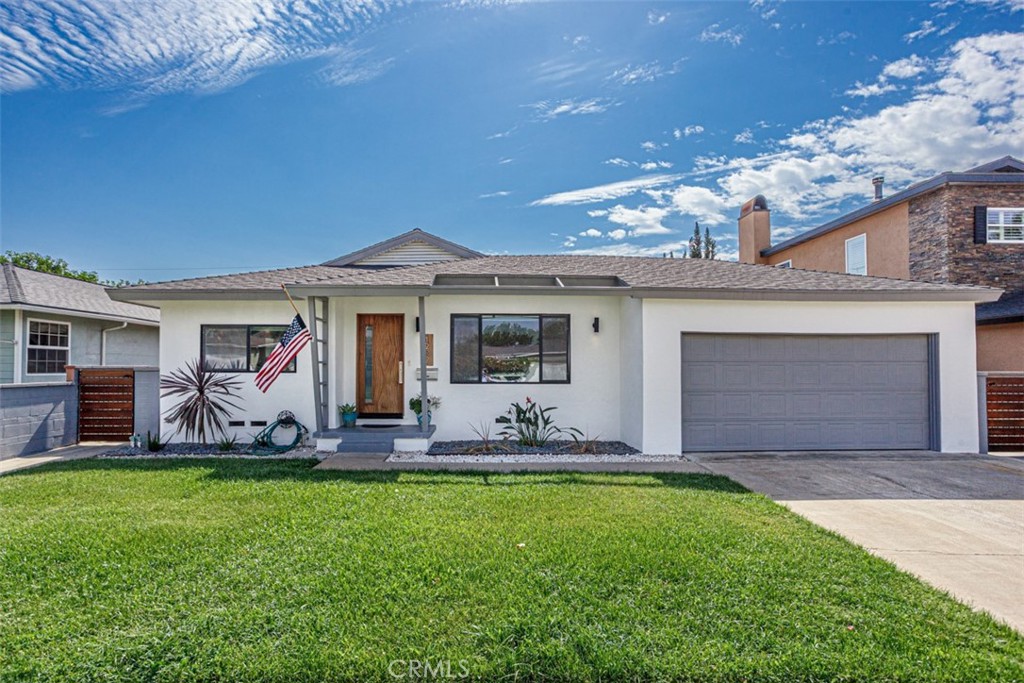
top-left (681, 334), bottom-right (932, 451)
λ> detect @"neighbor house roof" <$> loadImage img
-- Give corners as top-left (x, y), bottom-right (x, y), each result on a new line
top-left (976, 292), bottom-right (1024, 325)
top-left (1, 264), bottom-right (160, 324)
top-left (109, 254), bottom-right (1001, 304)
top-left (763, 156), bottom-right (1024, 257)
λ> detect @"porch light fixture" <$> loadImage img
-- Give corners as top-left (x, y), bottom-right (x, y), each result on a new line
top-left (592, 317), bottom-right (600, 333)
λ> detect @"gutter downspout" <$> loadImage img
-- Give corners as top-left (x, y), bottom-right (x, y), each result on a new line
top-left (418, 296), bottom-right (429, 434)
top-left (101, 321), bottom-right (128, 365)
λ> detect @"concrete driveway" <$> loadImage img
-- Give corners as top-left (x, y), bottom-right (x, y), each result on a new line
top-left (694, 451), bottom-right (1024, 632)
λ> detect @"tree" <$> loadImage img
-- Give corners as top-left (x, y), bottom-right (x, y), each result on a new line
top-left (688, 222), bottom-right (703, 258)
top-left (0, 251), bottom-right (100, 283)
top-left (685, 224), bottom-right (718, 260)
top-left (703, 227), bottom-right (717, 260)
top-left (0, 250), bottom-right (145, 286)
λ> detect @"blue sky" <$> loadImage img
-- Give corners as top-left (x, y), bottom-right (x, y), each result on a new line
top-left (1, 0), bottom-right (1021, 282)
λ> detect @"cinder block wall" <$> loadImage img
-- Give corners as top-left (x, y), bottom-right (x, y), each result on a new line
top-left (0, 383), bottom-right (78, 459)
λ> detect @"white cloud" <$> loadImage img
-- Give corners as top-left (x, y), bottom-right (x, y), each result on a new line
top-left (0, 0), bottom-right (397, 96)
top-left (733, 128), bottom-right (755, 144)
top-left (679, 124), bottom-right (704, 137)
top-left (479, 190), bottom-right (512, 198)
top-left (883, 54), bottom-right (929, 79)
top-left (667, 185), bottom-right (731, 225)
top-left (611, 61), bottom-right (662, 85)
top-left (699, 24), bottom-right (743, 47)
top-left (579, 228), bottom-right (603, 237)
top-left (845, 81), bottom-right (898, 98)
top-left (604, 157), bottom-right (632, 167)
top-left (816, 31), bottom-right (857, 46)
top-left (905, 20), bottom-right (938, 43)
top-left (639, 160), bottom-right (673, 170)
top-left (498, 157), bottom-right (514, 164)
top-left (605, 204), bottom-right (672, 236)
top-left (529, 97), bottom-right (618, 121)
top-left (531, 174), bottom-right (682, 206)
top-left (562, 235), bottom-right (577, 247)
top-left (318, 47), bottom-right (394, 86)
top-left (641, 140), bottom-right (666, 152)
top-left (607, 228), bottom-right (628, 240)
top-left (647, 10), bottom-right (669, 25)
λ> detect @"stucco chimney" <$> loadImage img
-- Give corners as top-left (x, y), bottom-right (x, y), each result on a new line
top-left (738, 195), bottom-right (771, 264)
top-left (872, 176), bottom-right (884, 202)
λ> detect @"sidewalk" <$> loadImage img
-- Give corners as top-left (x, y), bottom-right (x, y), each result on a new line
top-left (0, 443), bottom-right (113, 475)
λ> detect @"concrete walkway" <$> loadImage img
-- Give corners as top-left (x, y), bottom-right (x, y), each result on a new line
top-left (693, 451), bottom-right (1024, 632)
top-left (0, 443), bottom-right (115, 475)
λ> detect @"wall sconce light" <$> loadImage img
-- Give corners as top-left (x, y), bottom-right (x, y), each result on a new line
top-left (592, 317), bottom-right (600, 333)
top-left (415, 316), bottom-right (420, 332)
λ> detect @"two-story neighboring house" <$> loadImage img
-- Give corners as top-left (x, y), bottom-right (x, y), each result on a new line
top-left (737, 155), bottom-right (1022, 451)
top-left (738, 156), bottom-right (1022, 373)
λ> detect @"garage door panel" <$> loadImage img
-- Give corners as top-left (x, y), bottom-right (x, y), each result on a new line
top-left (754, 394), bottom-right (788, 418)
top-left (681, 334), bottom-right (930, 452)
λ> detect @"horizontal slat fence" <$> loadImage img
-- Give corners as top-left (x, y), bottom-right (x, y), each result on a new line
top-left (987, 376), bottom-right (1024, 452)
top-left (78, 368), bottom-right (135, 441)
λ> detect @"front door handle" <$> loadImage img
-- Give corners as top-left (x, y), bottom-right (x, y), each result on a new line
top-left (398, 361), bottom-right (403, 385)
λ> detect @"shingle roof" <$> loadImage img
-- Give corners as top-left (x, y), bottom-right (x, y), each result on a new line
top-left (111, 264), bottom-right (352, 292)
top-left (977, 291), bottom-right (1024, 324)
top-left (1, 264), bottom-right (159, 323)
top-left (109, 254), bottom-right (1000, 302)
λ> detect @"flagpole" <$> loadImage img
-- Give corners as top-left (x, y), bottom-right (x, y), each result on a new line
top-left (280, 284), bottom-right (302, 317)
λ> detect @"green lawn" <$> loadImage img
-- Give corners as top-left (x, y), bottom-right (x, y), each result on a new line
top-left (1, 460), bottom-right (1020, 682)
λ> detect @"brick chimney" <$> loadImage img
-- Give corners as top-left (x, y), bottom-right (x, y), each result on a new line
top-left (738, 195), bottom-right (771, 264)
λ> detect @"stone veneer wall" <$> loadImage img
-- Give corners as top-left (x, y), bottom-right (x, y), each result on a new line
top-left (909, 184), bottom-right (1024, 296)
top-left (907, 189), bottom-right (949, 285)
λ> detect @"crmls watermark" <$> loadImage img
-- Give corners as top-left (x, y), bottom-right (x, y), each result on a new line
top-left (388, 659), bottom-right (470, 679)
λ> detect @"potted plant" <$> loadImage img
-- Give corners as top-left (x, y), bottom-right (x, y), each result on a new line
top-left (338, 403), bottom-right (358, 428)
top-left (409, 395), bottom-right (441, 426)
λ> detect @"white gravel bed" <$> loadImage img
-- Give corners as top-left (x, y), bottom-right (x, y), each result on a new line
top-left (98, 446), bottom-right (325, 460)
top-left (387, 451), bottom-right (687, 463)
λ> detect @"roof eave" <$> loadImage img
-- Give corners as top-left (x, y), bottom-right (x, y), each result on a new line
top-left (0, 302), bottom-right (160, 326)
top-left (106, 288), bottom-right (296, 302)
top-left (762, 173), bottom-right (1024, 257)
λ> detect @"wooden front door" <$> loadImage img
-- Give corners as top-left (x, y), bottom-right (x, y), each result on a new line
top-left (356, 314), bottom-right (405, 417)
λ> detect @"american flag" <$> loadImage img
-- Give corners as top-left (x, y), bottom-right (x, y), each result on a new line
top-left (254, 314), bottom-right (312, 392)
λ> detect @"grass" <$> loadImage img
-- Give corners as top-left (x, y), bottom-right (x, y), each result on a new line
top-left (1, 459), bottom-right (1021, 682)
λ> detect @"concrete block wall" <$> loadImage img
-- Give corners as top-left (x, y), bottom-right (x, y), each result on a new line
top-left (0, 382), bottom-right (78, 459)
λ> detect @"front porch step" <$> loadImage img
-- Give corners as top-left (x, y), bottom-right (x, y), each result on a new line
top-left (314, 424), bottom-right (436, 453)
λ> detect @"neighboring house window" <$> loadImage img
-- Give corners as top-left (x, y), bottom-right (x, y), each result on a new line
top-left (451, 314), bottom-right (570, 384)
top-left (27, 320), bottom-right (69, 374)
top-left (845, 234), bottom-right (867, 275)
top-left (987, 208), bottom-right (1024, 243)
top-left (201, 325), bottom-right (296, 373)
top-left (776, 260), bottom-right (793, 268)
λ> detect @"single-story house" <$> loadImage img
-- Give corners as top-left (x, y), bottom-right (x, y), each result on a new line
top-left (1, 264), bottom-right (159, 383)
top-left (110, 229), bottom-right (1000, 454)
top-left (1, 264), bottom-right (161, 457)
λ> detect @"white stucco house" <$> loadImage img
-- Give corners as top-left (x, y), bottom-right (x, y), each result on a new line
top-left (109, 229), bottom-right (1000, 454)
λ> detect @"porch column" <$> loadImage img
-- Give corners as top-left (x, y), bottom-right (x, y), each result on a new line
top-left (307, 296), bottom-right (324, 433)
top-left (418, 296), bottom-right (429, 433)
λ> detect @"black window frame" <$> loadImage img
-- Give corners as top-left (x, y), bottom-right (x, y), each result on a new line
top-left (450, 314), bottom-right (571, 385)
top-left (200, 324), bottom-right (298, 374)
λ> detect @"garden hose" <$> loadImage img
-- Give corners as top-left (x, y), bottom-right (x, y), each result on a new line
top-left (250, 411), bottom-right (309, 454)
